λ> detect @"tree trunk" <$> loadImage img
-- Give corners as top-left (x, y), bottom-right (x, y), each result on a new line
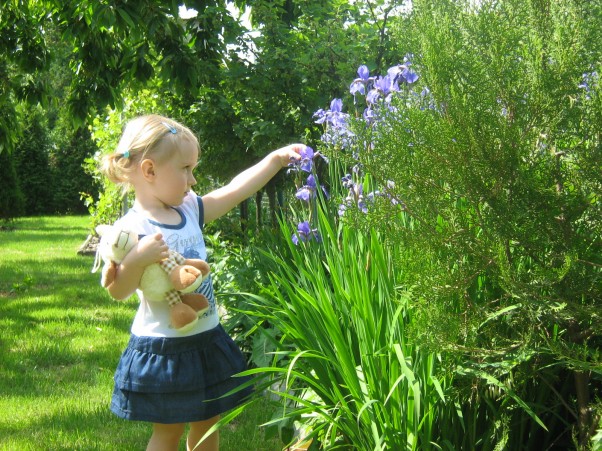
top-left (239, 198), bottom-right (249, 237)
top-left (569, 321), bottom-right (594, 449)
top-left (266, 182), bottom-right (277, 228)
top-left (574, 370), bottom-right (592, 448)
top-left (255, 190), bottom-right (263, 230)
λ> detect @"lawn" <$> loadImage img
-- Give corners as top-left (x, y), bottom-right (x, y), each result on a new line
top-left (0, 216), bottom-right (282, 450)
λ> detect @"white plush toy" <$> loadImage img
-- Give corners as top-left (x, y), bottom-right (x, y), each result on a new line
top-left (93, 225), bottom-right (210, 331)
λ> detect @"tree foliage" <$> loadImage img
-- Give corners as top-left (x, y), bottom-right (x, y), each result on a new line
top-left (2, 0), bottom-right (402, 222)
top-left (0, 148), bottom-right (24, 222)
top-left (13, 107), bottom-right (53, 215)
top-left (0, 0), bottom-right (230, 154)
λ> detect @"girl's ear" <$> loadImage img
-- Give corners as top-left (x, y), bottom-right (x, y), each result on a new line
top-left (140, 159), bottom-right (156, 181)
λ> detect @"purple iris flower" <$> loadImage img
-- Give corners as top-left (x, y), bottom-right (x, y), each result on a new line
top-left (366, 87), bottom-right (381, 104)
top-left (350, 65), bottom-right (372, 95)
top-left (375, 75), bottom-right (395, 93)
top-left (287, 145), bottom-right (315, 174)
top-left (292, 221), bottom-right (310, 244)
top-left (291, 221), bottom-right (321, 245)
top-left (388, 64), bottom-right (419, 85)
top-left (320, 127), bottom-right (356, 149)
top-left (295, 174), bottom-right (316, 201)
top-left (353, 183), bottom-right (368, 213)
top-left (363, 107), bottom-right (377, 124)
top-left (296, 174), bottom-right (329, 201)
top-left (341, 174), bottom-right (353, 189)
top-left (299, 146), bottom-right (314, 172)
top-left (313, 108), bottom-right (327, 124)
top-left (371, 180), bottom-right (402, 207)
top-left (579, 71), bottom-right (598, 100)
top-left (328, 98), bottom-right (349, 128)
top-left (314, 98), bottom-right (355, 148)
top-left (358, 65), bottom-right (370, 79)
top-left (404, 69), bottom-right (419, 84)
top-left (579, 71), bottom-right (597, 91)
top-left (366, 75), bottom-right (399, 104)
top-left (313, 98), bottom-right (350, 128)
top-left (330, 98), bottom-right (343, 112)
top-left (339, 181), bottom-right (370, 215)
top-left (295, 187), bottom-right (312, 202)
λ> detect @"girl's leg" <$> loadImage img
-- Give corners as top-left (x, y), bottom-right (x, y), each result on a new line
top-left (187, 415), bottom-right (220, 451)
top-left (147, 422), bottom-right (186, 451)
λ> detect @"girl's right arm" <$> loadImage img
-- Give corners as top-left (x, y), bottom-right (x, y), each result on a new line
top-left (107, 233), bottom-right (169, 300)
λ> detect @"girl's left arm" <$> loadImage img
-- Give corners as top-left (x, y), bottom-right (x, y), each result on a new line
top-left (202, 144), bottom-right (304, 223)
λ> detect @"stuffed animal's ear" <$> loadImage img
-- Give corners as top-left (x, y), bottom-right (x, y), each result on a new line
top-left (96, 224), bottom-right (112, 237)
top-left (101, 261), bottom-right (118, 288)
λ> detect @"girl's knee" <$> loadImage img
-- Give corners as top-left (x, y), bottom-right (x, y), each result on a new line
top-left (189, 415), bottom-right (220, 431)
top-left (188, 416), bottom-right (220, 448)
top-left (151, 422), bottom-right (186, 442)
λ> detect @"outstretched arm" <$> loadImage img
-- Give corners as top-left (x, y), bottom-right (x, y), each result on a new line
top-left (202, 144), bottom-right (304, 224)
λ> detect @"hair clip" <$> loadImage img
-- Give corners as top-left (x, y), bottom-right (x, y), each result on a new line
top-left (162, 121), bottom-right (177, 134)
top-left (121, 150), bottom-right (130, 159)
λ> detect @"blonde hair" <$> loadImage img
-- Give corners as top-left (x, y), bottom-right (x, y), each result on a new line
top-left (101, 114), bottom-right (199, 191)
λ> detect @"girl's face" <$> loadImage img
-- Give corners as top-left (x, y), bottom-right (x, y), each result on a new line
top-left (152, 141), bottom-right (199, 207)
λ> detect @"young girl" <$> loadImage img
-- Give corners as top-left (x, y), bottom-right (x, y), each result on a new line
top-left (99, 114), bottom-right (304, 450)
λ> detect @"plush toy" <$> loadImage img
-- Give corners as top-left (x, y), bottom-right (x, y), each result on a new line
top-left (93, 224), bottom-right (210, 331)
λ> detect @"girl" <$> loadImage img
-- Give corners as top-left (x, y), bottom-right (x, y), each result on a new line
top-left (99, 114), bottom-right (304, 450)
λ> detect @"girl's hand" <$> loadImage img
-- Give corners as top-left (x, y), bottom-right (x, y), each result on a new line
top-left (130, 233), bottom-right (169, 267)
top-left (272, 143), bottom-right (306, 168)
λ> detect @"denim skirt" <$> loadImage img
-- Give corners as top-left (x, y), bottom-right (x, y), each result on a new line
top-left (110, 324), bottom-right (253, 424)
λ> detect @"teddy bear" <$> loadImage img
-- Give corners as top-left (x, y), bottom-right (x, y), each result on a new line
top-left (93, 224), bottom-right (210, 331)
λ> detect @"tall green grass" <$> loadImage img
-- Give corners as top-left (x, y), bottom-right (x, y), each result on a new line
top-left (240, 204), bottom-right (453, 449)
top-left (0, 216), bottom-right (281, 450)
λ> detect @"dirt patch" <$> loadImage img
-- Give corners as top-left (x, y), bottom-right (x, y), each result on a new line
top-left (78, 234), bottom-right (100, 256)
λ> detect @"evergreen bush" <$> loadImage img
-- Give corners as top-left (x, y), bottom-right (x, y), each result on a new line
top-left (342, 0), bottom-right (601, 447)
top-left (0, 147), bottom-right (25, 222)
top-left (13, 107), bottom-right (53, 215)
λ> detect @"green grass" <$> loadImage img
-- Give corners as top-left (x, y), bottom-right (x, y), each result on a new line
top-left (0, 216), bottom-right (282, 450)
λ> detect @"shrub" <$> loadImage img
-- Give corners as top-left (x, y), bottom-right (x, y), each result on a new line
top-left (13, 107), bottom-right (53, 215)
top-left (0, 147), bottom-right (24, 222)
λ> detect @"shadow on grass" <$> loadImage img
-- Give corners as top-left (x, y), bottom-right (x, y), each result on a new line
top-left (0, 232), bottom-right (90, 247)
top-left (1, 216), bottom-right (91, 232)
top-left (0, 255), bottom-right (98, 291)
top-left (0, 402), bottom-right (149, 450)
top-left (0, 255), bottom-right (137, 398)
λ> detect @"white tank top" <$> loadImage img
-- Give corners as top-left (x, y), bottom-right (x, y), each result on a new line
top-left (110, 191), bottom-right (219, 337)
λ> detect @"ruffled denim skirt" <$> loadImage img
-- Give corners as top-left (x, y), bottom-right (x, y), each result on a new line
top-left (110, 324), bottom-right (253, 423)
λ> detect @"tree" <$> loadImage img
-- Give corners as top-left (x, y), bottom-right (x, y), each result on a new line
top-left (13, 107), bottom-right (54, 215)
top-left (0, 1), bottom-right (51, 154)
top-left (0, 148), bottom-right (24, 222)
top-left (0, 0), bottom-right (232, 155)
top-left (51, 124), bottom-right (99, 214)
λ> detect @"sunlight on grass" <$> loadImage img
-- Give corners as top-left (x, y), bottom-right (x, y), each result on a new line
top-left (0, 216), bottom-right (283, 450)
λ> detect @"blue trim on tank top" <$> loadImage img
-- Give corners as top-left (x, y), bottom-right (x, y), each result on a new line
top-left (130, 207), bottom-right (187, 230)
top-left (197, 196), bottom-right (204, 230)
